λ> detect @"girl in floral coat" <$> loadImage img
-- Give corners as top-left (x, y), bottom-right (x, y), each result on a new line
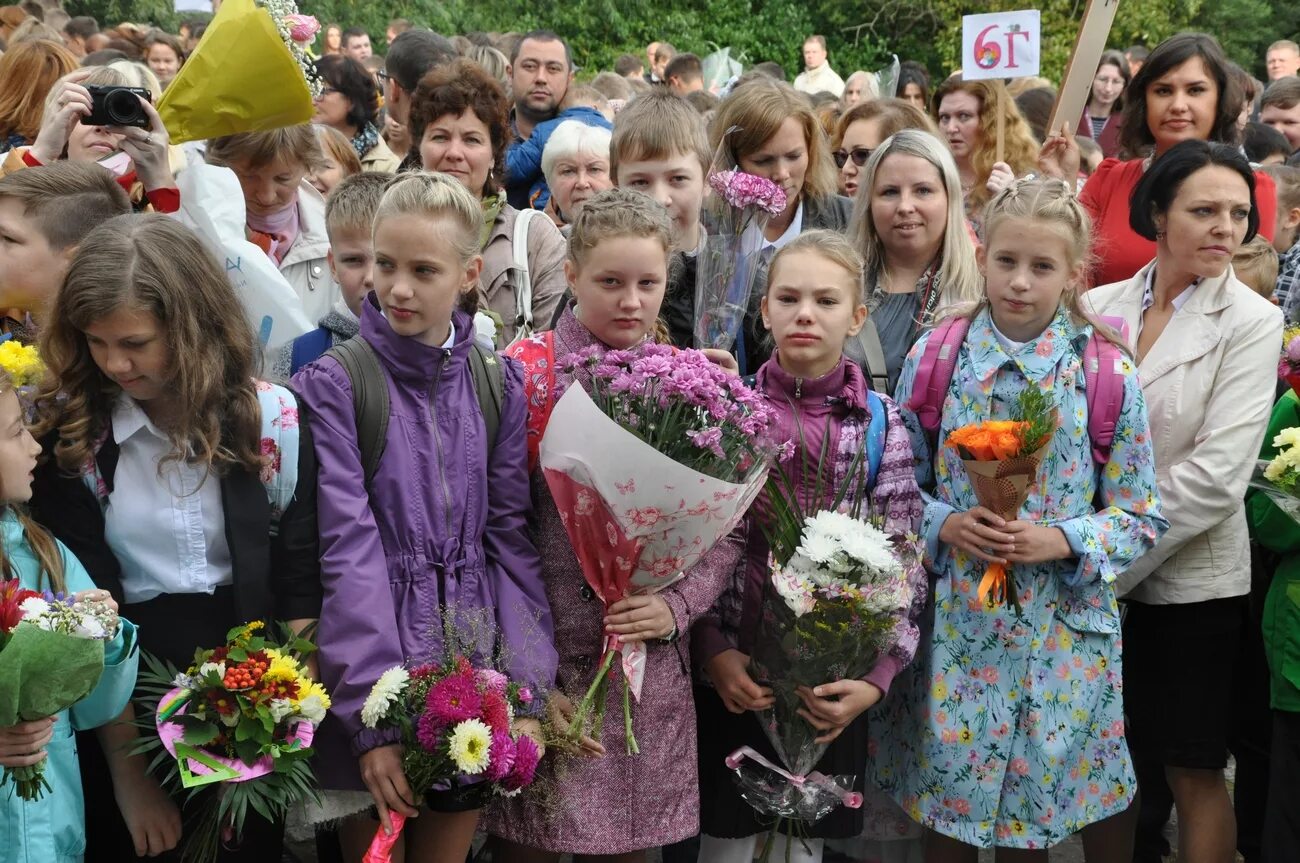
top-left (874, 178), bottom-right (1167, 858)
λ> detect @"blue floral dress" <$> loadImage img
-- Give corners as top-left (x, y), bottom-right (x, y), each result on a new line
top-left (870, 307), bottom-right (1167, 849)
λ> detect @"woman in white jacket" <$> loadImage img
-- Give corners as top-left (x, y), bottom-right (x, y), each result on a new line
top-left (1087, 139), bottom-right (1282, 863)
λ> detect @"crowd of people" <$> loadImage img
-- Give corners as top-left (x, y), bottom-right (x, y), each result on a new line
top-left (1, 3), bottom-right (1300, 863)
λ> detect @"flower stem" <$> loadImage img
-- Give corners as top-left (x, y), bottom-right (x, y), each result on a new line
top-left (566, 649), bottom-right (617, 746)
top-left (622, 672), bottom-right (639, 755)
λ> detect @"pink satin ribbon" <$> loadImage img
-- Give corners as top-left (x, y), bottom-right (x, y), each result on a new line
top-left (725, 746), bottom-right (864, 809)
top-left (362, 813), bottom-right (407, 863)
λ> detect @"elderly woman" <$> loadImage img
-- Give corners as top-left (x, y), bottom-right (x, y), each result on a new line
top-left (0, 38), bottom-right (76, 152)
top-left (841, 70), bottom-right (878, 109)
top-left (3, 65), bottom-right (178, 212)
top-left (206, 125), bottom-right (336, 322)
top-left (313, 54), bottom-right (399, 173)
top-left (410, 57), bottom-right (567, 345)
top-left (1043, 33), bottom-right (1279, 286)
top-left (832, 98), bottom-right (935, 199)
top-left (1087, 140), bottom-right (1282, 863)
top-left (540, 119), bottom-right (612, 228)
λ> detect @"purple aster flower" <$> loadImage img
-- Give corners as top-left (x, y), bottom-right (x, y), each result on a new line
top-left (484, 729), bottom-right (516, 783)
top-left (476, 668), bottom-right (508, 694)
top-left (416, 711), bottom-right (443, 752)
top-left (503, 733), bottom-right (542, 791)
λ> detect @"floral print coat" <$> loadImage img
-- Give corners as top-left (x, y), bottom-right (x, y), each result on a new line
top-left (871, 307), bottom-right (1167, 849)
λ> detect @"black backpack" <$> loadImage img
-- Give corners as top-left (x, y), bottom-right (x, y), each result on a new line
top-left (324, 337), bottom-right (505, 484)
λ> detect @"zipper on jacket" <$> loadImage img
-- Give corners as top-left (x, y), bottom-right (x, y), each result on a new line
top-left (429, 355), bottom-right (456, 534)
top-left (794, 377), bottom-right (803, 399)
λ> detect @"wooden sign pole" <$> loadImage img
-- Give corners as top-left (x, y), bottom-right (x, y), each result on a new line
top-left (997, 87), bottom-right (1006, 163)
top-left (1048, 0), bottom-right (1122, 136)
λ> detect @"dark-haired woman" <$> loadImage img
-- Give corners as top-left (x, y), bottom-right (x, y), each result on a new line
top-left (410, 57), bottom-right (567, 345)
top-left (1087, 139), bottom-right (1283, 863)
top-left (313, 54), bottom-right (399, 173)
top-left (1042, 33), bottom-right (1278, 286)
top-left (1079, 50), bottom-right (1129, 159)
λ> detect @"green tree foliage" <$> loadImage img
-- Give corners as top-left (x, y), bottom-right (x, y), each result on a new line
top-left (59, 0), bottom-right (1300, 85)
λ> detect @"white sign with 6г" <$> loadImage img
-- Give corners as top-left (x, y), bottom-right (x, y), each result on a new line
top-left (961, 9), bottom-right (1042, 81)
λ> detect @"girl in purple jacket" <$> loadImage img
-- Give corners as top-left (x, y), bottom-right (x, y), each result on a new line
top-left (293, 173), bottom-right (556, 863)
top-left (694, 231), bottom-right (926, 863)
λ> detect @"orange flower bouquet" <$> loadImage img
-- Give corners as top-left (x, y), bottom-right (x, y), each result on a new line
top-left (946, 387), bottom-right (1057, 614)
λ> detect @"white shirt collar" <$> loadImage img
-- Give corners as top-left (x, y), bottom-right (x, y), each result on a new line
top-left (743, 201), bottom-right (804, 256)
top-left (1142, 265), bottom-right (1201, 315)
top-left (111, 394), bottom-right (167, 446)
top-left (440, 326), bottom-right (456, 350)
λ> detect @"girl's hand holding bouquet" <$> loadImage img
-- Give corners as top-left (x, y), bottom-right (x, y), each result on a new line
top-left (794, 680), bottom-right (883, 745)
top-left (705, 649), bottom-right (773, 715)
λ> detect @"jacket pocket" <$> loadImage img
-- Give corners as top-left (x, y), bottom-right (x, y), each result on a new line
top-left (1056, 579), bottom-right (1121, 635)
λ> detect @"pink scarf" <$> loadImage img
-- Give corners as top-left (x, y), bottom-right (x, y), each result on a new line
top-left (247, 199), bottom-right (301, 266)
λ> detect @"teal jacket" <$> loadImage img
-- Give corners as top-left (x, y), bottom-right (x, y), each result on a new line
top-left (0, 511), bottom-right (138, 863)
top-left (1245, 389), bottom-right (1300, 713)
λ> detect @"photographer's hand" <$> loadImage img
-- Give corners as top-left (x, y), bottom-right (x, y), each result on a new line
top-left (30, 69), bottom-right (96, 164)
top-left (112, 99), bottom-right (175, 193)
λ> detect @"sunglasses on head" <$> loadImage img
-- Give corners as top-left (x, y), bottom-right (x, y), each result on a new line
top-left (833, 147), bottom-right (873, 169)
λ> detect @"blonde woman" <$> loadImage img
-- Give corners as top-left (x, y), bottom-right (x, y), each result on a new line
top-left (848, 129), bottom-right (982, 393)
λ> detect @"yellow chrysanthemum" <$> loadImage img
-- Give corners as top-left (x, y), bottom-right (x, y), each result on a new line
top-left (0, 341), bottom-right (43, 388)
top-left (447, 719), bottom-right (493, 775)
top-left (262, 651), bottom-right (301, 682)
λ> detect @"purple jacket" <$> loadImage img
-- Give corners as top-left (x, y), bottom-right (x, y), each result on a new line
top-left (294, 301), bottom-right (557, 783)
top-left (692, 355), bottom-right (926, 695)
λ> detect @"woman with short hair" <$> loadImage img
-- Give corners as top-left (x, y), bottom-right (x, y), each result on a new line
top-left (540, 119), bottom-right (613, 228)
top-left (313, 54), bottom-right (399, 173)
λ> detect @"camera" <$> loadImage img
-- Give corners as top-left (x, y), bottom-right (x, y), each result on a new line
top-left (82, 85), bottom-right (152, 129)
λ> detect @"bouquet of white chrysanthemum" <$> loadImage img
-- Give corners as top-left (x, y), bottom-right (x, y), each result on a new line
top-left (1252, 425), bottom-right (1300, 524)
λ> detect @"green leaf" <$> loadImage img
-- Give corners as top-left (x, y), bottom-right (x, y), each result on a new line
top-left (181, 721), bottom-right (219, 747)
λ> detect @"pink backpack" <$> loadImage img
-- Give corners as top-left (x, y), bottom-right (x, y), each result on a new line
top-left (906, 315), bottom-right (1130, 464)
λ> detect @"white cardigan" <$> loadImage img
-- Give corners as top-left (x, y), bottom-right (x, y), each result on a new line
top-left (1086, 261), bottom-right (1282, 604)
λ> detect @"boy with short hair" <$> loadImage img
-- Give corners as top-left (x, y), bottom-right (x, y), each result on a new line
top-left (1233, 236), bottom-right (1281, 299)
top-left (0, 161), bottom-right (131, 336)
top-left (609, 90), bottom-right (712, 348)
top-left (272, 171), bottom-right (390, 379)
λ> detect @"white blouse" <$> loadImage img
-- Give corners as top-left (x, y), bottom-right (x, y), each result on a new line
top-left (104, 396), bottom-right (233, 604)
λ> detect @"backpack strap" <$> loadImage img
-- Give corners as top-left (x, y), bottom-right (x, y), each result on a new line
top-left (467, 342), bottom-right (506, 459)
top-left (856, 320), bottom-right (891, 394)
top-left (510, 208), bottom-right (541, 346)
top-left (904, 316), bottom-right (969, 437)
top-left (1083, 316), bottom-right (1130, 465)
top-left (864, 390), bottom-right (888, 488)
top-left (289, 326), bottom-right (334, 376)
top-left (253, 382), bottom-right (301, 536)
top-left (505, 331), bottom-right (556, 473)
top-left (323, 337), bottom-right (390, 487)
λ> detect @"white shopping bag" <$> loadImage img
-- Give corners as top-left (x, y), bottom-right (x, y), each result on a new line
top-left (176, 164), bottom-right (313, 353)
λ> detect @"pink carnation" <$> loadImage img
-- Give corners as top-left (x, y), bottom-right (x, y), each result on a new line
top-left (503, 733), bottom-right (541, 791)
top-left (285, 14), bottom-right (320, 43)
top-left (708, 170), bottom-right (788, 216)
top-left (1287, 336), bottom-right (1300, 364)
top-left (484, 729), bottom-right (516, 782)
top-left (425, 673), bottom-right (481, 725)
top-left (517, 687), bottom-right (534, 705)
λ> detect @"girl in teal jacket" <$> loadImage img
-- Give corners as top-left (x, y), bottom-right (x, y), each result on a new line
top-left (0, 371), bottom-right (138, 863)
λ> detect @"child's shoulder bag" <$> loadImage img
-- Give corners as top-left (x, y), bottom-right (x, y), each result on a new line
top-left (322, 336), bottom-right (505, 486)
top-left (905, 315), bottom-right (1129, 464)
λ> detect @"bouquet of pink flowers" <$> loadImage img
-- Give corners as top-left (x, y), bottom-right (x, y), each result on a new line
top-left (1279, 325), bottom-right (1300, 399)
top-left (695, 130), bottom-right (789, 351)
top-left (541, 345), bottom-right (776, 752)
top-left (359, 645), bottom-right (542, 861)
top-left (0, 580), bottom-right (122, 800)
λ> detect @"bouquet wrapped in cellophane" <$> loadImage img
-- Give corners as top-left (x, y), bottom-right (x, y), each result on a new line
top-left (0, 581), bottom-right (124, 800)
top-left (733, 428), bottom-right (919, 838)
top-left (357, 609), bottom-right (544, 863)
top-left (945, 387), bottom-right (1058, 614)
top-left (1251, 423), bottom-right (1300, 525)
top-left (541, 344), bottom-right (776, 753)
top-left (694, 126), bottom-right (788, 351)
top-left (134, 621), bottom-right (328, 863)
top-left (1278, 324), bottom-right (1300, 400)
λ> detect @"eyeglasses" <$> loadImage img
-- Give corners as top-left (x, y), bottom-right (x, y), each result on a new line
top-left (375, 69), bottom-right (390, 84)
top-left (833, 147), bottom-right (873, 169)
